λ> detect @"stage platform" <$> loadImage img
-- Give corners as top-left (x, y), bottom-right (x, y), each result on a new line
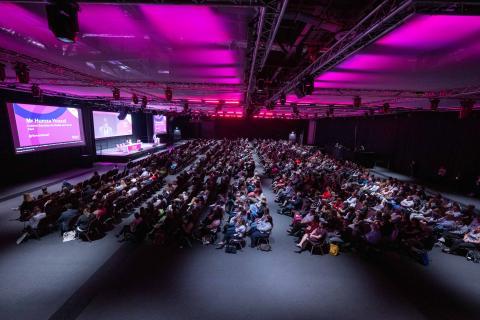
top-left (95, 143), bottom-right (167, 163)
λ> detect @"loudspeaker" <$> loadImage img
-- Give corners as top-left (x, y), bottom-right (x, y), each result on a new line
top-left (118, 108), bottom-right (128, 120)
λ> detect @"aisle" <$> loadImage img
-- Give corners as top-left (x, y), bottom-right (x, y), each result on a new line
top-left (253, 149), bottom-right (293, 252)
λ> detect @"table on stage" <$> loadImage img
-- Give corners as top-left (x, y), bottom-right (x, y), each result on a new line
top-left (117, 142), bottom-right (142, 153)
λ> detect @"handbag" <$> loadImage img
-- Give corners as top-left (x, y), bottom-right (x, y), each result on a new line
top-left (329, 243), bottom-right (339, 256)
top-left (225, 244), bottom-right (237, 254)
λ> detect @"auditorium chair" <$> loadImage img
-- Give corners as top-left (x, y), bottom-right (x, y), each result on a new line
top-left (309, 238), bottom-right (327, 255)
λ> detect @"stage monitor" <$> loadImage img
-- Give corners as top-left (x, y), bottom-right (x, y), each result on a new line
top-left (7, 102), bottom-right (85, 154)
top-left (153, 115), bottom-right (167, 134)
top-left (93, 110), bottom-right (132, 139)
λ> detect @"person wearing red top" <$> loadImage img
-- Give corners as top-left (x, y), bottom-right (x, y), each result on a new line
top-left (322, 186), bottom-right (332, 200)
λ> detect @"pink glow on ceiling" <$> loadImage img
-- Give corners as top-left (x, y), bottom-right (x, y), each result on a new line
top-left (376, 15), bottom-right (480, 50)
top-left (0, 2), bottom-right (249, 95)
top-left (294, 14), bottom-right (480, 105)
top-left (140, 5), bottom-right (231, 45)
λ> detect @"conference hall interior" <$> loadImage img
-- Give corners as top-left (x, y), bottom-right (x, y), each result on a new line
top-left (1, 1), bottom-right (480, 319)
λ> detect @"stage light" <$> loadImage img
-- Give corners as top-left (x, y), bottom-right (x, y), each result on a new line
top-left (215, 100), bottom-right (224, 113)
top-left (141, 96), bottom-right (148, 108)
top-left (303, 75), bottom-right (314, 95)
top-left (292, 104), bottom-right (299, 116)
top-left (353, 96), bottom-right (361, 108)
top-left (294, 82), bottom-right (305, 98)
top-left (257, 79), bottom-right (265, 92)
top-left (459, 98), bottom-right (474, 119)
top-left (327, 105), bottom-right (334, 117)
top-left (46, 1), bottom-right (80, 43)
top-left (31, 84), bottom-right (42, 98)
top-left (132, 94), bottom-right (139, 104)
top-left (112, 87), bottom-right (120, 100)
top-left (0, 63), bottom-right (5, 82)
top-left (430, 98), bottom-right (440, 111)
top-left (14, 62), bottom-right (29, 84)
top-left (165, 87), bottom-right (173, 101)
top-left (382, 103), bottom-right (390, 113)
top-left (280, 92), bottom-right (286, 106)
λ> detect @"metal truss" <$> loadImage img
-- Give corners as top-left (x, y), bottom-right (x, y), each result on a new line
top-left (0, 48), bottom-right (242, 97)
top-left (8, 0), bottom-right (279, 6)
top-left (266, 0), bottom-right (480, 105)
top-left (266, 0), bottom-right (416, 105)
top-left (244, 0), bottom-right (287, 106)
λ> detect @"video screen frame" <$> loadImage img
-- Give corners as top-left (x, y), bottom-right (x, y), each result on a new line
top-left (6, 102), bottom-right (86, 154)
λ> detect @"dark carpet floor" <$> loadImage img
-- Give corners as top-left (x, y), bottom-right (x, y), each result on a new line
top-left (0, 161), bottom-right (479, 319)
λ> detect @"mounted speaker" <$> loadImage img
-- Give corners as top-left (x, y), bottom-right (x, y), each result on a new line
top-left (118, 108), bottom-right (128, 120)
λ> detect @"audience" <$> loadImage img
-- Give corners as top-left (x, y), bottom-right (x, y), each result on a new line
top-left (13, 138), bottom-right (479, 265)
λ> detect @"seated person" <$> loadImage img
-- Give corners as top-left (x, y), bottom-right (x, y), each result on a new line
top-left (250, 215), bottom-right (273, 247)
top-left (216, 217), bottom-right (246, 248)
top-left (288, 210), bottom-right (316, 235)
top-left (17, 206), bottom-right (47, 244)
top-left (17, 193), bottom-right (35, 221)
top-left (196, 210), bottom-right (222, 245)
top-left (116, 212), bottom-right (143, 242)
top-left (57, 204), bottom-right (80, 235)
top-left (295, 223), bottom-right (327, 253)
top-left (76, 207), bottom-right (95, 236)
top-left (442, 226), bottom-right (480, 255)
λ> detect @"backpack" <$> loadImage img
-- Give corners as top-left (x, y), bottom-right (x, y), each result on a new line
top-left (225, 244), bottom-right (237, 254)
top-left (257, 243), bottom-right (271, 251)
top-left (466, 250), bottom-right (480, 263)
top-left (329, 243), bottom-right (339, 256)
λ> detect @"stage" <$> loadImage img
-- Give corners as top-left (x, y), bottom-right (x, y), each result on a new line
top-left (95, 143), bottom-right (167, 163)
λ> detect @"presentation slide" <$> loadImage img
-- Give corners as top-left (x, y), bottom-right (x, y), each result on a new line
top-left (7, 103), bottom-right (85, 154)
top-left (153, 115), bottom-right (167, 134)
top-left (93, 111), bottom-right (132, 139)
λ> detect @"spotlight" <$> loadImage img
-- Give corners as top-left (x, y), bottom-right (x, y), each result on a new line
top-left (327, 105), bottom-right (334, 117)
top-left (132, 94), bottom-right (139, 104)
top-left (46, 1), bottom-right (80, 43)
top-left (292, 103), bottom-right (299, 116)
top-left (459, 98), bottom-right (474, 119)
top-left (215, 100), bottom-right (224, 113)
top-left (353, 96), bottom-right (361, 108)
top-left (257, 79), bottom-right (265, 92)
top-left (0, 63), bottom-right (5, 82)
top-left (294, 82), bottom-right (305, 98)
top-left (382, 103), bottom-right (390, 113)
top-left (14, 62), bottom-right (29, 84)
top-left (31, 84), bottom-right (42, 98)
top-left (165, 87), bottom-right (173, 101)
top-left (280, 92), bottom-right (286, 106)
top-left (141, 96), bottom-right (148, 108)
top-left (430, 98), bottom-right (440, 111)
top-left (303, 75), bottom-right (314, 95)
top-left (112, 87), bottom-right (120, 100)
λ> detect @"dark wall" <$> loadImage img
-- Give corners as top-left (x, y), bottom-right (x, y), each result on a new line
top-left (0, 91), bottom-right (96, 187)
top-left (314, 112), bottom-right (480, 189)
top-left (171, 116), bottom-right (308, 142)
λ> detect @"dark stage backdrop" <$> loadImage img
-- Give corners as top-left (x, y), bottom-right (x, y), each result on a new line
top-left (170, 117), bottom-right (309, 142)
top-left (314, 112), bottom-right (480, 190)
